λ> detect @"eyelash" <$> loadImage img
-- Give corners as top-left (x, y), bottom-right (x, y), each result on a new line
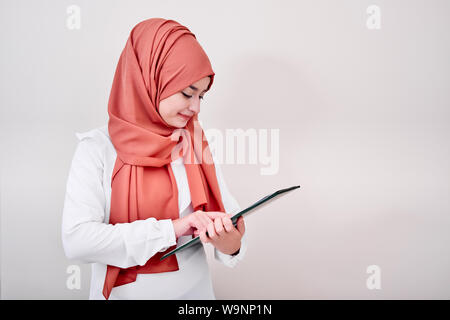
top-left (182, 92), bottom-right (204, 100)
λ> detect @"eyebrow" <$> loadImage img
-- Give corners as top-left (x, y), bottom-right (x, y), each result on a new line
top-left (189, 85), bottom-right (207, 93)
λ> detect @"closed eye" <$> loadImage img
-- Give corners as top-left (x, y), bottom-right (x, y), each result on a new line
top-left (182, 92), bottom-right (204, 100)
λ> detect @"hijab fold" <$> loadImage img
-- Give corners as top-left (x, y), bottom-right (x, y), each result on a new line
top-left (103, 18), bottom-right (225, 300)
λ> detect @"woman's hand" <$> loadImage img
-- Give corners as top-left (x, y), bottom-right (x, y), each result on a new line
top-left (172, 210), bottom-right (228, 239)
top-left (198, 215), bottom-right (245, 256)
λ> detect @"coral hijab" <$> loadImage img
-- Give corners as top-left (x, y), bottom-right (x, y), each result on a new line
top-left (103, 18), bottom-right (225, 300)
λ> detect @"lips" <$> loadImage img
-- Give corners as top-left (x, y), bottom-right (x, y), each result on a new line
top-left (178, 113), bottom-right (191, 120)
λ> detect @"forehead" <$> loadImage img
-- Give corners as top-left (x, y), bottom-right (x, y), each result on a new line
top-left (186, 77), bottom-right (211, 92)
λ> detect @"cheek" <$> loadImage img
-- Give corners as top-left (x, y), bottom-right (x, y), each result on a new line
top-left (161, 97), bottom-right (187, 116)
top-left (158, 103), bottom-right (172, 118)
top-left (173, 102), bottom-right (190, 117)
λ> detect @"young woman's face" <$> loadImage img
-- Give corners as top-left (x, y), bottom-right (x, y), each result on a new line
top-left (159, 76), bottom-right (211, 128)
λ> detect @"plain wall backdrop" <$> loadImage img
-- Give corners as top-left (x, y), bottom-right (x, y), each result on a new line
top-left (1, 0), bottom-right (450, 299)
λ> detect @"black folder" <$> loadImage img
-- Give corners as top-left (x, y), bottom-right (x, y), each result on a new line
top-left (160, 185), bottom-right (300, 261)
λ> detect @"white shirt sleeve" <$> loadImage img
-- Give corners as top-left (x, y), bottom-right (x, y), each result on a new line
top-left (61, 136), bottom-right (177, 269)
top-left (211, 157), bottom-right (248, 268)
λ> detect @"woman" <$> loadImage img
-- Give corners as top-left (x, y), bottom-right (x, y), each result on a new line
top-left (61, 17), bottom-right (247, 300)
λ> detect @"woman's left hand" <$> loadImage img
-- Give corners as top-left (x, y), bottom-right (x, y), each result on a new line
top-left (196, 215), bottom-right (245, 255)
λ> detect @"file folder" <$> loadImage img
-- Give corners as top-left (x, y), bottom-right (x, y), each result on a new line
top-left (160, 185), bottom-right (300, 261)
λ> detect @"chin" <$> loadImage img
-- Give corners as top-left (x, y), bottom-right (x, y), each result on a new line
top-left (169, 120), bottom-right (187, 129)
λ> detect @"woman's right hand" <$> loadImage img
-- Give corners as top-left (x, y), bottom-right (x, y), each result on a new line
top-left (172, 210), bottom-right (228, 239)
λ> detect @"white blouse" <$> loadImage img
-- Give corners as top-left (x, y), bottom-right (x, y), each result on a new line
top-left (61, 124), bottom-right (247, 300)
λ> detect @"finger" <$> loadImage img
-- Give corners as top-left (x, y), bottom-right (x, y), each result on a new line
top-left (198, 213), bottom-right (212, 232)
top-left (206, 219), bottom-right (217, 241)
top-left (192, 215), bottom-right (206, 234)
top-left (187, 226), bottom-right (195, 234)
top-left (214, 217), bottom-right (225, 237)
top-left (236, 216), bottom-right (245, 235)
top-left (199, 230), bottom-right (208, 243)
top-left (205, 211), bottom-right (228, 220)
top-left (197, 212), bottom-right (213, 233)
top-left (222, 215), bottom-right (234, 233)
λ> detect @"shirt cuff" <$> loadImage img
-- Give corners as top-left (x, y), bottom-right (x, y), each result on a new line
top-left (156, 219), bottom-right (177, 252)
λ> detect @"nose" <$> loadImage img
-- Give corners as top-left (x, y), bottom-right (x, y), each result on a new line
top-left (188, 97), bottom-right (201, 115)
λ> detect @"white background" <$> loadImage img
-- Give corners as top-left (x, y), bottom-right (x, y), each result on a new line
top-left (1, 0), bottom-right (449, 299)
